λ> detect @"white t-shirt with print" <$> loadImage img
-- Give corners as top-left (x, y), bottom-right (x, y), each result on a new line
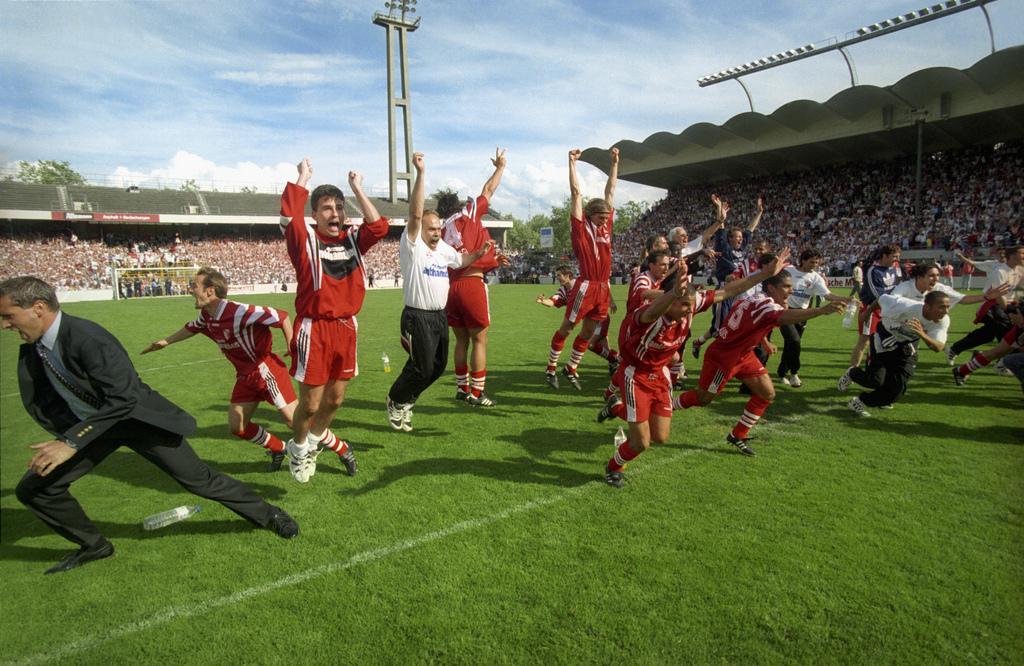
top-left (785, 266), bottom-right (831, 309)
top-left (400, 229), bottom-right (462, 310)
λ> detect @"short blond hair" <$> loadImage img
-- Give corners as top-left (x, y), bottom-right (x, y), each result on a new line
top-left (584, 198), bottom-right (612, 219)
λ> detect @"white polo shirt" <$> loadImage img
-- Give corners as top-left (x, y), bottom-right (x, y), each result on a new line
top-left (400, 228), bottom-right (462, 310)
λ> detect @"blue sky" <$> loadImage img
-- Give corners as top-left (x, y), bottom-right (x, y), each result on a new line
top-left (2, 0), bottom-right (1022, 219)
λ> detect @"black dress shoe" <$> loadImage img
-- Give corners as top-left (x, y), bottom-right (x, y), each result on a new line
top-left (268, 510), bottom-right (299, 539)
top-left (45, 539), bottom-right (115, 575)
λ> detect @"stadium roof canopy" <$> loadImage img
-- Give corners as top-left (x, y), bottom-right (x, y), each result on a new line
top-left (580, 46), bottom-right (1024, 190)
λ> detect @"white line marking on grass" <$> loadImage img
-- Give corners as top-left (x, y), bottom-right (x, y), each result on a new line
top-left (3, 449), bottom-right (700, 666)
top-left (6, 396), bottom-right (828, 666)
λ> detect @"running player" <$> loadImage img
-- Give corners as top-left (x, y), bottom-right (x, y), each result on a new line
top-left (946, 246), bottom-right (1024, 365)
top-left (847, 244), bottom-right (902, 373)
top-left (279, 158), bottom-right (388, 482)
top-left (142, 268), bottom-right (295, 471)
top-left (544, 147), bottom-right (618, 390)
top-left (952, 303), bottom-right (1023, 388)
top-left (672, 265), bottom-right (845, 456)
top-left (598, 248), bottom-right (792, 487)
top-left (776, 249), bottom-right (850, 388)
top-left (536, 266), bottom-right (575, 309)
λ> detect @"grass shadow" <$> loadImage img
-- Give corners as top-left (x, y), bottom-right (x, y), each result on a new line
top-left (345, 456), bottom-right (594, 496)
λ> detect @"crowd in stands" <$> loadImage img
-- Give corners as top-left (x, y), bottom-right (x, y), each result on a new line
top-left (3, 141), bottom-right (1021, 292)
top-left (616, 141), bottom-right (1023, 275)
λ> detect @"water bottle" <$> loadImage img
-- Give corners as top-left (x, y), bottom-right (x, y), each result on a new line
top-left (842, 302), bottom-right (855, 329)
top-left (143, 504), bottom-right (201, 531)
top-left (382, 352), bottom-right (391, 373)
top-left (613, 426), bottom-right (627, 449)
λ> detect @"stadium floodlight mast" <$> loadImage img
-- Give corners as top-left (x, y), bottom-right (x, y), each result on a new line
top-left (697, 0), bottom-right (998, 112)
top-left (373, 0), bottom-right (420, 203)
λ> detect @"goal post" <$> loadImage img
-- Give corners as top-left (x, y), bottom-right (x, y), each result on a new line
top-left (112, 265), bottom-right (199, 300)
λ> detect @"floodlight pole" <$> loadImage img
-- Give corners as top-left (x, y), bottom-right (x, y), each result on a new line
top-left (374, 1), bottom-right (420, 204)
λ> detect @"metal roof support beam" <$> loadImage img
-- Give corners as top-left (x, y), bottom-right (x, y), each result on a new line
top-left (735, 77), bottom-right (755, 113)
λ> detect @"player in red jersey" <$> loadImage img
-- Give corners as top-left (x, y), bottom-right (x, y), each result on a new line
top-left (279, 158), bottom-right (388, 482)
top-left (672, 268), bottom-right (845, 457)
top-left (545, 147), bottom-right (619, 391)
top-left (952, 305), bottom-right (1024, 387)
top-left (626, 250), bottom-right (671, 313)
top-left (142, 268), bottom-right (296, 471)
top-left (597, 250), bottom-right (792, 488)
top-left (535, 265), bottom-right (576, 309)
top-left (442, 148), bottom-right (510, 408)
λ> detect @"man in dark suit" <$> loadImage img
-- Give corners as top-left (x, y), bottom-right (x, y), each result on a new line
top-left (0, 276), bottom-right (299, 575)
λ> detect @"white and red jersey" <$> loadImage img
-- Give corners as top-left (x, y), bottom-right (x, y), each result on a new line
top-left (279, 182), bottom-right (389, 319)
top-left (185, 299), bottom-right (288, 376)
top-left (619, 290), bottom-right (715, 372)
top-left (711, 294), bottom-right (785, 357)
top-left (626, 270), bottom-right (662, 312)
top-left (570, 211), bottom-right (614, 282)
top-left (443, 195), bottom-right (498, 279)
top-left (730, 257), bottom-right (764, 300)
top-left (550, 283), bottom-right (573, 308)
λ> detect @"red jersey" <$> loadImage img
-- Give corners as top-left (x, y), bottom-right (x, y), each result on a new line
top-left (710, 294), bottom-right (785, 357)
top-left (443, 195), bottom-right (498, 279)
top-left (550, 283), bottom-right (572, 308)
top-left (1002, 324), bottom-right (1023, 350)
top-left (186, 299), bottom-right (288, 376)
top-left (279, 182), bottom-right (389, 319)
top-left (619, 290), bottom-right (715, 371)
top-left (570, 211), bottom-right (613, 282)
top-left (627, 270), bottom-right (662, 312)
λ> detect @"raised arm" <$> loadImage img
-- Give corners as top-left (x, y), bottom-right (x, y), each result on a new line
top-left (604, 147), bottom-right (619, 208)
top-left (568, 149), bottom-right (583, 220)
top-left (407, 152), bottom-right (426, 242)
top-left (716, 247), bottom-right (791, 303)
top-left (296, 158), bottom-right (313, 189)
top-left (348, 171), bottom-right (381, 224)
top-left (480, 147), bottom-right (507, 202)
top-left (700, 200), bottom-right (727, 247)
top-left (747, 197), bottom-right (764, 232)
top-left (141, 326), bottom-right (195, 354)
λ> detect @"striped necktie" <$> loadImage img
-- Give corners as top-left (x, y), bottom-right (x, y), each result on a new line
top-left (35, 343), bottom-right (103, 409)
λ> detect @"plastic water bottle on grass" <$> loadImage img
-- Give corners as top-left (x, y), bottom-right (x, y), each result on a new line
top-left (143, 505), bottom-right (201, 530)
top-left (382, 352), bottom-right (391, 373)
top-left (613, 426), bottom-right (627, 449)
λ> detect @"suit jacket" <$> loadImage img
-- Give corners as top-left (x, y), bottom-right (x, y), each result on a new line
top-left (18, 312), bottom-right (196, 449)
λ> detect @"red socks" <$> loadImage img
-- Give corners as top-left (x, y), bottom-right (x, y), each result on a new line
top-left (730, 395), bottom-right (772, 440)
top-left (235, 422), bottom-right (284, 453)
top-left (607, 438), bottom-right (641, 472)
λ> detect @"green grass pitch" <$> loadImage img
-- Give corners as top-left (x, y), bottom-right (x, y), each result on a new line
top-left (1, 284), bottom-right (1021, 664)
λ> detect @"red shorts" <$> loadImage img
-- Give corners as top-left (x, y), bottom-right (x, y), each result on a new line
top-left (698, 346), bottom-right (767, 394)
top-left (231, 353), bottom-right (297, 408)
top-left (290, 316), bottom-right (359, 385)
top-left (858, 303), bottom-right (881, 336)
top-left (612, 363), bottom-right (672, 423)
top-left (565, 279), bottom-right (610, 325)
top-left (446, 277), bottom-right (490, 329)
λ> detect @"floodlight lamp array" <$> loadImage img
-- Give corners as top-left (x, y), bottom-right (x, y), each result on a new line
top-left (697, 0), bottom-right (990, 87)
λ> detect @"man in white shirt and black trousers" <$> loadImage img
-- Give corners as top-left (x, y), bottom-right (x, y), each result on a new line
top-left (386, 153), bottom-right (493, 432)
top-left (841, 290), bottom-right (950, 417)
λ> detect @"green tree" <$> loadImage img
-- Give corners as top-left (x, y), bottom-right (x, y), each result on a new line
top-left (614, 200), bottom-right (650, 235)
top-left (180, 179), bottom-right (198, 192)
top-left (240, 185), bottom-right (258, 194)
top-left (14, 160), bottom-right (86, 185)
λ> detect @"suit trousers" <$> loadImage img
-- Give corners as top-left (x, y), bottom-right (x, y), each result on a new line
top-left (388, 307), bottom-right (449, 405)
top-left (15, 419), bottom-right (277, 548)
top-left (777, 322), bottom-right (806, 377)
